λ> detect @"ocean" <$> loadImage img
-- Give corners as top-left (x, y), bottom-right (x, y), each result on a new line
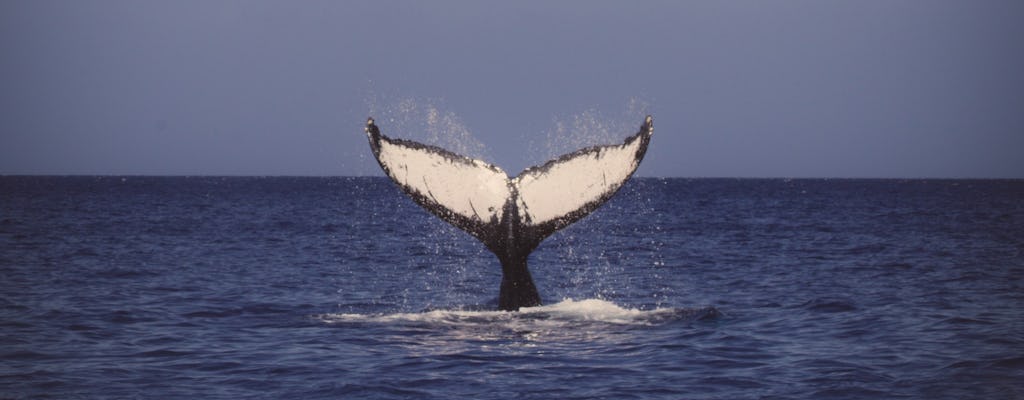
top-left (1, 176), bottom-right (1022, 399)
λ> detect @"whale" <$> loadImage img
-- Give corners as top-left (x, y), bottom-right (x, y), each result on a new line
top-left (364, 115), bottom-right (654, 311)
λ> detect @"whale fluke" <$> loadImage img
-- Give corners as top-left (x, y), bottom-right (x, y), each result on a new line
top-left (365, 115), bottom-right (654, 310)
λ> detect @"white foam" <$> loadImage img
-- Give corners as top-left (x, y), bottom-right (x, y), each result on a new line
top-left (519, 298), bottom-right (660, 323)
top-left (317, 299), bottom-right (709, 350)
top-left (318, 298), bottom-right (678, 326)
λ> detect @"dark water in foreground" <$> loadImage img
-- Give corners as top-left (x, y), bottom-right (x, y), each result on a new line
top-left (2, 176), bottom-right (1022, 399)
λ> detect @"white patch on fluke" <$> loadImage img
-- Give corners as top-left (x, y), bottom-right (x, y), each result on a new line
top-left (515, 136), bottom-right (644, 225)
top-left (373, 119), bottom-right (649, 227)
top-left (377, 139), bottom-right (510, 223)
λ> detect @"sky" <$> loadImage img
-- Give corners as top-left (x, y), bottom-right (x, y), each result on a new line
top-left (2, 1), bottom-right (1023, 178)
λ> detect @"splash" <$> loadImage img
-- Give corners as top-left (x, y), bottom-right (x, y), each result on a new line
top-left (526, 99), bottom-right (661, 303)
top-left (366, 96), bottom-right (491, 162)
top-left (519, 298), bottom-right (686, 324)
top-left (362, 95), bottom-right (498, 301)
top-left (320, 301), bottom-right (709, 360)
top-left (317, 298), bottom-right (713, 326)
top-left (316, 299), bottom-right (716, 354)
top-left (533, 98), bottom-right (651, 162)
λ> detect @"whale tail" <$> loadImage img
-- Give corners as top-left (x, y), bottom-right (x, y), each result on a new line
top-left (365, 115), bottom-right (654, 310)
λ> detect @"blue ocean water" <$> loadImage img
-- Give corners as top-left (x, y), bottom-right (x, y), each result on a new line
top-left (1, 176), bottom-right (1022, 399)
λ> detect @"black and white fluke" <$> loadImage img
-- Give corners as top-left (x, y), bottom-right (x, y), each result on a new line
top-left (364, 115), bottom-right (654, 310)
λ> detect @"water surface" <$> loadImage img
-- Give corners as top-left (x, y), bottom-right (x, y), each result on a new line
top-left (1, 177), bottom-right (1022, 399)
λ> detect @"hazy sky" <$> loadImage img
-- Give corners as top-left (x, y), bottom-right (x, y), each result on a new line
top-left (2, 1), bottom-right (1023, 178)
